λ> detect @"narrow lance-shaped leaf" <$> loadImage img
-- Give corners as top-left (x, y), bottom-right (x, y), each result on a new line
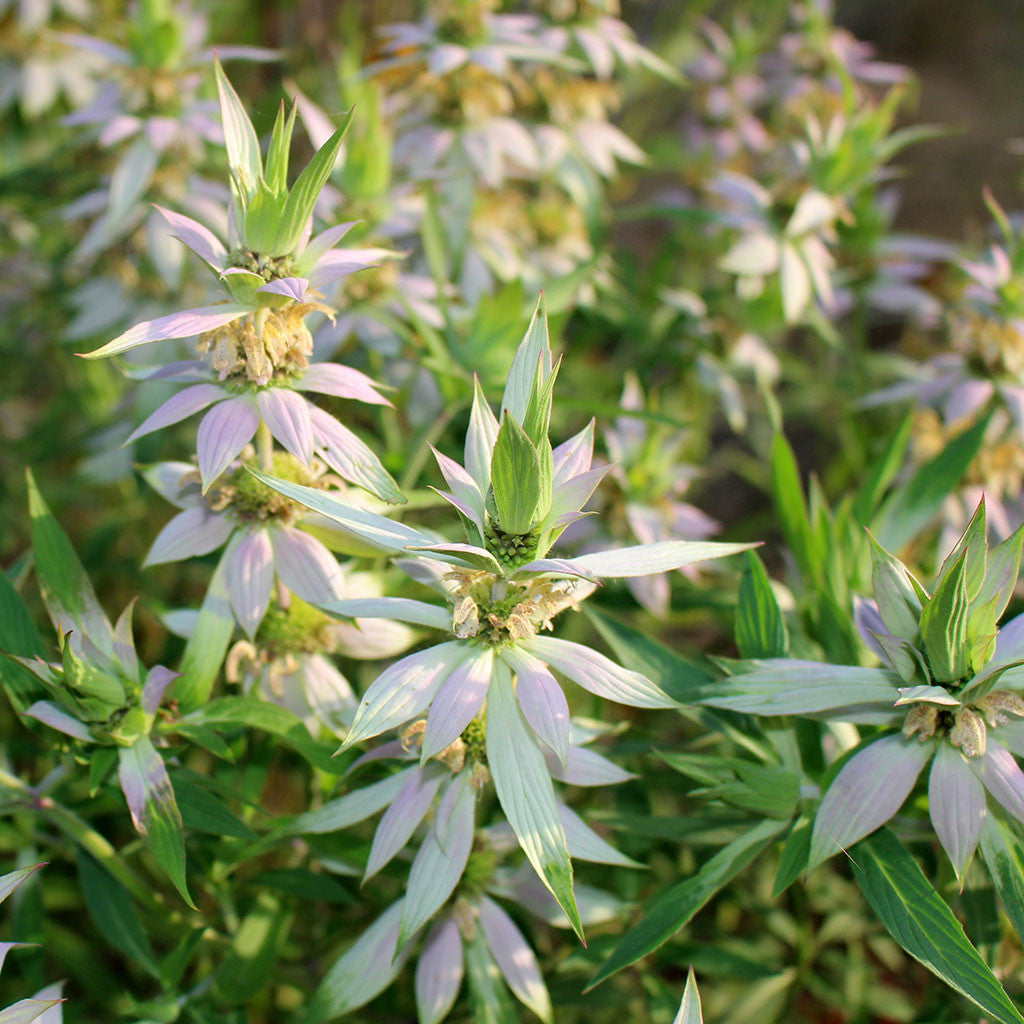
top-left (735, 551), bottom-right (788, 658)
top-left (936, 498), bottom-right (987, 601)
top-left (919, 552), bottom-right (969, 683)
top-left (117, 736), bottom-right (193, 907)
top-left (490, 414), bottom-right (542, 536)
top-left (502, 294), bottom-right (552, 425)
top-left (867, 532), bottom-right (923, 641)
top-left (215, 58), bottom-right (261, 197)
top-left (486, 661), bottom-right (583, 941)
top-left (673, 969), bottom-right (704, 1024)
top-left (853, 828), bottom-right (1024, 1024)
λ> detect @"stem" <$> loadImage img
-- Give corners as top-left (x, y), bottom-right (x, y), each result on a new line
top-left (257, 418), bottom-right (274, 471)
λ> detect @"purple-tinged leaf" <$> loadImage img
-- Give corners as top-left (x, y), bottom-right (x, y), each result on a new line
top-left (140, 461), bottom-right (199, 508)
top-left (117, 736), bottom-right (193, 906)
top-left (432, 448), bottom-right (486, 520)
top-left (291, 769), bottom-right (415, 835)
top-left (79, 304), bottom-right (250, 359)
top-left (364, 767), bottom-right (445, 881)
top-left (929, 742), bottom-right (985, 879)
top-left (153, 205), bottom-right (226, 271)
top-left (549, 465), bottom-right (608, 519)
top-left (256, 276), bottom-right (309, 302)
top-left (548, 746), bottom-right (635, 787)
top-left (26, 984), bottom-right (63, 1024)
top-left (22, 702), bottom-right (92, 741)
top-left (125, 384), bottom-right (224, 445)
top-left (308, 251), bottom-right (381, 290)
top-left (143, 507), bottom-right (235, 566)
top-left (112, 599), bottom-right (139, 681)
top-left (125, 359), bottom-right (212, 383)
top-left (297, 222), bottom-right (358, 273)
top-left (305, 899), bottom-right (409, 1022)
top-left (197, 396), bottom-right (259, 490)
top-left (226, 529), bottom-right (274, 639)
top-left (673, 969), bottom-right (703, 1024)
top-left (487, 661), bottom-right (582, 942)
top-left (513, 558), bottom-right (597, 582)
top-left (398, 770), bottom-right (476, 947)
top-left (0, 864), bottom-right (44, 905)
top-left (809, 734), bottom-right (933, 870)
top-left (343, 643), bottom-right (469, 748)
top-left (558, 804), bottom-right (642, 868)
top-left (465, 376), bottom-right (499, 493)
top-left (572, 540), bottom-right (754, 578)
top-left (405, 543), bottom-right (502, 573)
top-left (552, 421), bottom-right (595, 485)
top-left (256, 389), bottom-right (314, 465)
top-left (478, 895), bottom-right (553, 1022)
top-left (0, 941), bottom-right (33, 976)
top-left (308, 405), bottom-right (404, 504)
top-left (501, 648), bottom-right (569, 765)
top-left (320, 597), bottom-right (451, 631)
top-left (973, 741), bottom-right (1024, 823)
top-left (522, 635), bottom-right (675, 709)
top-left (271, 527), bottom-right (343, 605)
top-left (416, 917), bottom-right (464, 1024)
top-left (421, 649), bottom-right (494, 762)
top-left (0, 999), bottom-right (64, 1024)
top-left (142, 666), bottom-right (178, 716)
top-left (296, 364), bottom-right (391, 406)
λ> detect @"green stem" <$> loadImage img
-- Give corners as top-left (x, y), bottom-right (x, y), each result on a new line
top-left (257, 418), bottom-right (274, 471)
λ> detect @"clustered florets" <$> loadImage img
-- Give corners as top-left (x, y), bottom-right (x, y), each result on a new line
top-left (903, 689), bottom-right (1024, 757)
top-left (198, 300), bottom-right (332, 386)
top-left (208, 452), bottom-right (323, 525)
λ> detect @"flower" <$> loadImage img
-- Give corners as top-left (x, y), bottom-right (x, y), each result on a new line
top-left (701, 499), bottom-right (1024, 879)
top-left (125, 355), bottom-right (400, 496)
top-left (142, 455), bottom-right (350, 638)
top-left (254, 294), bottom-right (752, 931)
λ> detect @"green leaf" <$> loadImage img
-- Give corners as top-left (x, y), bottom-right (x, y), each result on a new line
top-left (487, 661), bottom-right (582, 941)
top-left (586, 818), bottom-right (784, 989)
top-left (171, 775), bottom-right (255, 840)
top-left (118, 737), bottom-right (193, 907)
top-left (214, 58), bottom-right (262, 198)
top-left (501, 294), bottom-right (552, 426)
top-left (920, 551), bottom-right (970, 683)
top-left (868, 532), bottom-right (924, 641)
top-left (735, 552), bottom-right (788, 659)
top-left (584, 606), bottom-right (709, 703)
top-left (465, 929), bottom-right (520, 1024)
top-left (674, 968), bottom-right (704, 1024)
top-left (173, 546), bottom-right (236, 710)
top-left (852, 828), bottom-right (1024, 1024)
top-left (770, 431), bottom-right (819, 584)
top-left (214, 891), bottom-right (292, 1004)
top-left (264, 99), bottom-right (298, 195)
top-left (875, 411), bottom-right (991, 551)
top-left (771, 817), bottom-right (811, 897)
top-left (0, 570), bottom-right (48, 711)
top-left (76, 851), bottom-right (159, 977)
top-left (490, 414), bottom-right (542, 535)
top-left (852, 411), bottom-right (913, 525)
top-left (968, 520), bottom-right (1024, 663)
top-left (180, 697), bottom-right (346, 775)
top-left (0, 864), bottom-right (43, 905)
top-left (26, 469), bottom-right (114, 659)
top-left (247, 868), bottom-right (352, 904)
top-left (935, 498), bottom-right (987, 601)
top-left (980, 813), bottom-right (1024, 946)
top-left (272, 114), bottom-right (352, 256)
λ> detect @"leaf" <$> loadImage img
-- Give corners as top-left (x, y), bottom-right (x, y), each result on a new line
top-left (673, 968), bottom-right (703, 1024)
top-left (26, 469), bottom-right (114, 659)
top-left (586, 819), bottom-right (784, 989)
top-left (735, 552), bottom-right (788, 659)
top-left (0, 999), bottom-right (63, 1024)
top-left (980, 812), bottom-right (1024, 945)
top-left (181, 697), bottom-right (345, 775)
top-left (920, 552), bottom-right (970, 683)
top-left (875, 412), bottom-right (991, 551)
top-left (490, 414), bottom-right (542, 535)
top-left (76, 851), bottom-right (159, 977)
top-left (852, 411), bottom-right (913, 525)
top-left (501, 294), bottom-right (551, 426)
top-left (214, 891), bottom-right (292, 1004)
top-left (770, 431), bottom-right (819, 584)
top-left (487, 662), bottom-right (582, 941)
top-left (0, 571), bottom-right (48, 711)
top-left (465, 928), bottom-right (520, 1024)
top-left (0, 864), bottom-right (43, 905)
top-left (771, 817), bottom-right (811, 897)
top-left (584, 606), bottom-right (709, 704)
top-left (117, 737), bottom-right (193, 907)
top-left (263, 100), bottom-right (298, 195)
top-left (214, 58), bottom-right (261, 196)
top-left (273, 113), bottom-right (352, 256)
top-left (170, 775), bottom-right (256, 840)
top-left (852, 828), bottom-right (1024, 1024)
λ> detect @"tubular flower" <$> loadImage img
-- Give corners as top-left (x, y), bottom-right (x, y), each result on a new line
top-left (701, 498), bottom-right (1024, 880)
top-left (253, 294), bottom-right (753, 932)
